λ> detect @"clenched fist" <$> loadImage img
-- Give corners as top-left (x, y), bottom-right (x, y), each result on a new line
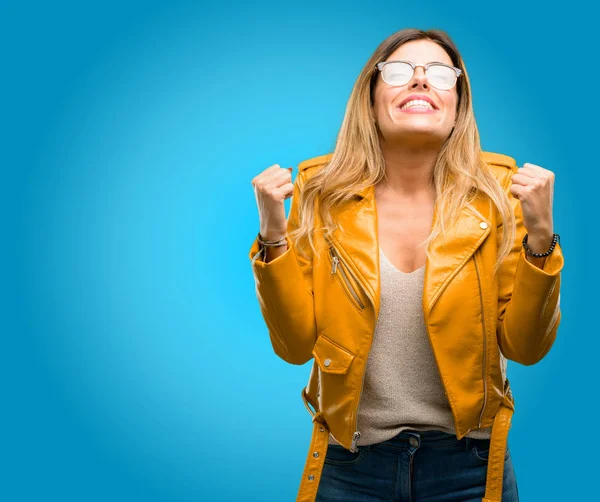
top-left (251, 164), bottom-right (295, 242)
top-left (510, 162), bottom-right (556, 265)
top-left (509, 162), bottom-right (554, 236)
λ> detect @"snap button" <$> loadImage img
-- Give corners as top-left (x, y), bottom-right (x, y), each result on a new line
top-left (313, 452), bottom-right (319, 458)
top-left (319, 427), bottom-right (324, 432)
top-left (308, 475), bottom-right (314, 481)
top-left (480, 222), bottom-right (488, 229)
top-left (409, 437), bottom-right (419, 447)
top-left (324, 358), bottom-right (331, 367)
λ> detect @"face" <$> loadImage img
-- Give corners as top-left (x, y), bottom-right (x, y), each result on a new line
top-left (373, 39), bottom-right (459, 146)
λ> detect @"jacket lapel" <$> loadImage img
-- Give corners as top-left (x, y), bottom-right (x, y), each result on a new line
top-left (328, 185), bottom-right (492, 319)
top-left (422, 198), bottom-right (491, 315)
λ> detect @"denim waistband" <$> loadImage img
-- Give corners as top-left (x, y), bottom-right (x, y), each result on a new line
top-left (374, 429), bottom-right (489, 449)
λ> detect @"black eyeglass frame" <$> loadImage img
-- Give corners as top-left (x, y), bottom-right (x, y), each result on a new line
top-left (375, 60), bottom-right (463, 90)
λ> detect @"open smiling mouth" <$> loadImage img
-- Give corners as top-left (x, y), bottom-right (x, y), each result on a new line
top-left (398, 99), bottom-right (437, 113)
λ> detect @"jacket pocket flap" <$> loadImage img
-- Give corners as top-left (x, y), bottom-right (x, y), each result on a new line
top-left (312, 334), bottom-right (355, 374)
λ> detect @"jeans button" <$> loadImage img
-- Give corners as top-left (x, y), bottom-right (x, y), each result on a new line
top-left (409, 437), bottom-right (419, 447)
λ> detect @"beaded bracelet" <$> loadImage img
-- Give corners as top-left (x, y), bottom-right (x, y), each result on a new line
top-left (522, 233), bottom-right (560, 258)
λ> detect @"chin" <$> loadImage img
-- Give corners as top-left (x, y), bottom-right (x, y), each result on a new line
top-left (398, 126), bottom-right (448, 138)
top-left (382, 127), bottom-right (451, 146)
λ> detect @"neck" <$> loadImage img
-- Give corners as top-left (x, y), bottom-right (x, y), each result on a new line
top-left (378, 141), bottom-right (440, 197)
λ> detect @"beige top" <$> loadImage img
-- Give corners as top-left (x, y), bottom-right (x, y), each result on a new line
top-left (329, 245), bottom-right (491, 446)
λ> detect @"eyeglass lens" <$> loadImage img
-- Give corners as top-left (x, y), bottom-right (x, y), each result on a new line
top-left (382, 62), bottom-right (457, 90)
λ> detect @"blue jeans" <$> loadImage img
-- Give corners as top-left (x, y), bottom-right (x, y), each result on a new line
top-left (316, 429), bottom-right (519, 501)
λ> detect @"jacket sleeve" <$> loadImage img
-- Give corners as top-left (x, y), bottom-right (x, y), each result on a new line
top-left (496, 168), bottom-right (564, 366)
top-left (248, 169), bottom-right (317, 365)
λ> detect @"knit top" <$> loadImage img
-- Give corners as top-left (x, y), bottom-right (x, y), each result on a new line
top-left (329, 245), bottom-right (491, 446)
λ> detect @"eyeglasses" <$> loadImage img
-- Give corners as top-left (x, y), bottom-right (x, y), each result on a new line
top-left (375, 60), bottom-right (463, 90)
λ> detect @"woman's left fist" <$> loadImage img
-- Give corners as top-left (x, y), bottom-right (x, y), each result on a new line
top-left (509, 162), bottom-right (554, 235)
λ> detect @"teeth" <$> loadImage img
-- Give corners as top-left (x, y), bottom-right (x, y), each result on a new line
top-left (400, 99), bottom-right (434, 110)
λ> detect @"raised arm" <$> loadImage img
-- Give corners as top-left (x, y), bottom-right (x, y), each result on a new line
top-left (248, 167), bottom-right (317, 365)
top-left (496, 166), bottom-right (564, 366)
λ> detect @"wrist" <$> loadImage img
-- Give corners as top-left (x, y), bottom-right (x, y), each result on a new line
top-left (522, 232), bottom-right (560, 269)
top-left (525, 232), bottom-right (554, 254)
top-left (260, 230), bottom-right (287, 241)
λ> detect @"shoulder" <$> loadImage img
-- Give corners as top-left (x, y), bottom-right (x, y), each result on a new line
top-left (298, 153), bottom-right (333, 175)
top-left (480, 150), bottom-right (517, 187)
top-left (293, 153), bottom-right (333, 189)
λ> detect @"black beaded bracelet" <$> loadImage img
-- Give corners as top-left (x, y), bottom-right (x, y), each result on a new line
top-left (522, 232), bottom-right (560, 258)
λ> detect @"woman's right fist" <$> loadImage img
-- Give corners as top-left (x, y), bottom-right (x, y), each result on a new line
top-left (251, 164), bottom-right (295, 240)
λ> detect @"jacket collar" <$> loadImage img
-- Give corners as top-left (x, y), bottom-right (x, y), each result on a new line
top-left (328, 184), bottom-right (492, 318)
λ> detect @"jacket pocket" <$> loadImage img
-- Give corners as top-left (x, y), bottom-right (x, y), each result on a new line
top-left (312, 334), bottom-right (356, 375)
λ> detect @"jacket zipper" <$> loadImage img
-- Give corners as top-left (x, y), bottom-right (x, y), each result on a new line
top-left (329, 247), bottom-right (366, 310)
top-left (325, 237), bottom-right (371, 452)
top-left (473, 253), bottom-right (488, 428)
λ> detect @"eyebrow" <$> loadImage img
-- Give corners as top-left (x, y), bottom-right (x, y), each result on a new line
top-left (392, 60), bottom-right (448, 65)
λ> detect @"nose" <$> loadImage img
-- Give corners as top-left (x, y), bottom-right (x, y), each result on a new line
top-left (409, 65), bottom-right (429, 89)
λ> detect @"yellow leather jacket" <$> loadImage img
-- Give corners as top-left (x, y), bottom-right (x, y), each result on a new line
top-left (248, 151), bottom-right (564, 502)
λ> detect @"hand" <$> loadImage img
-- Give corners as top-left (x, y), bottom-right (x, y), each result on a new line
top-left (509, 162), bottom-right (555, 237)
top-left (251, 164), bottom-right (294, 240)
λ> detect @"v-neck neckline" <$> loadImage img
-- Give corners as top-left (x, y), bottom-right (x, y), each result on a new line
top-left (379, 246), bottom-right (426, 276)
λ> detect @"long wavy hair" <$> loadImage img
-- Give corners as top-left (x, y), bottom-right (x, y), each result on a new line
top-left (289, 28), bottom-right (516, 277)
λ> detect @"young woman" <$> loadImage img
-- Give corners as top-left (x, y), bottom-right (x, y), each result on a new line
top-left (249, 28), bottom-right (563, 502)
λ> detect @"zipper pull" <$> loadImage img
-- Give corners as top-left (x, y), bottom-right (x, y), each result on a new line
top-left (331, 256), bottom-right (339, 274)
top-left (350, 431), bottom-right (361, 452)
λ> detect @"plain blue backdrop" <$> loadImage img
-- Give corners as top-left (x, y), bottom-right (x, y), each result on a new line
top-left (3, 1), bottom-right (597, 501)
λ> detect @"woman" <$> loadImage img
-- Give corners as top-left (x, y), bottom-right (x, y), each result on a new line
top-left (248, 28), bottom-right (563, 502)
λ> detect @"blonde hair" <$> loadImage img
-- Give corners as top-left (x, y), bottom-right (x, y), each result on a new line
top-left (289, 28), bottom-right (515, 277)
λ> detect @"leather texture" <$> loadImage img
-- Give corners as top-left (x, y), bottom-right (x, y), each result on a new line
top-left (249, 151), bottom-right (564, 501)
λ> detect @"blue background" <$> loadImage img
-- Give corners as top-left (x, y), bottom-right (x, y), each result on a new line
top-left (3, 1), bottom-right (596, 500)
